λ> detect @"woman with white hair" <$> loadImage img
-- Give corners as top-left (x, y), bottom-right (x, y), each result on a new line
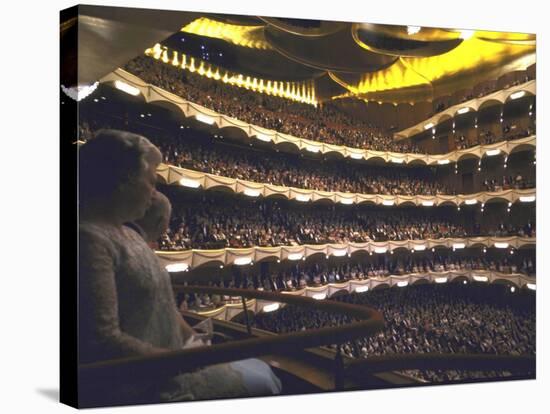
top-left (78, 129), bottom-right (281, 404)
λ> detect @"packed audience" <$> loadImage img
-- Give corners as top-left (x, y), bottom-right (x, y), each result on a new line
top-left (481, 174), bottom-right (535, 192)
top-left (79, 113), bottom-right (455, 196)
top-left (159, 192), bottom-right (536, 250)
top-left (122, 56), bottom-right (535, 154)
top-left (248, 283), bottom-right (535, 383)
top-left (79, 113), bottom-right (536, 197)
top-left (454, 125), bottom-right (534, 151)
top-left (123, 56), bottom-right (422, 153)
top-left (433, 75), bottom-right (534, 115)
top-left (176, 255), bottom-right (535, 309)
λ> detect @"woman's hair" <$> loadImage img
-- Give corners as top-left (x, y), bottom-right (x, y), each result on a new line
top-left (134, 191), bottom-right (172, 243)
top-left (79, 129), bottom-right (162, 206)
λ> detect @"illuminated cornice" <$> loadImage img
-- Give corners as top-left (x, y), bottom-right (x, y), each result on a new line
top-left (158, 163), bottom-right (536, 207)
top-left (395, 80), bottom-right (536, 139)
top-left (144, 43), bottom-right (317, 106)
top-left (185, 270), bottom-right (536, 320)
top-left (156, 237), bottom-right (535, 270)
top-left (100, 69), bottom-right (535, 161)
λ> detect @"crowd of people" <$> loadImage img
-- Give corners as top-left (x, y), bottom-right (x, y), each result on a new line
top-left (79, 113), bottom-right (453, 195)
top-left (158, 134), bottom-right (453, 196)
top-left (79, 113), bottom-right (536, 197)
top-left (453, 125), bottom-right (534, 151)
top-left (122, 56), bottom-right (535, 154)
top-left (123, 56), bottom-right (421, 153)
top-left (175, 255), bottom-right (536, 311)
top-left (83, 113), bottom-right (455, 195)
top-left (481, 174), bottom-right (535, 192)
top-left (433, 75), bottom-right (533, 115)
top-left (159, 192), bottom-right (536, 250)
top-left (248, 283), bottom-right (536, 383)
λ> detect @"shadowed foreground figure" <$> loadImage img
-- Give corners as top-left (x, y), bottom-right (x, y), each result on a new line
top-left (78, 129), bottom-right (281, 403)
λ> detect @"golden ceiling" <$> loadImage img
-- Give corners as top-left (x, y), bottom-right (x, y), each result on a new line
top-left (178, 16), bottom-right (535, 104)
top-left (64, 6), bottom-right (535, 104)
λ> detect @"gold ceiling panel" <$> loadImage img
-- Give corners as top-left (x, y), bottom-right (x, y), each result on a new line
top-left (404, 37), bottom-right (534, 83)
top-left (181, 17), bottom-right (272, 50)
top-left (354, 23), bottom-right (462, 42)
top-left (329, 58), bottom-right (430, 94)
top-left (333, 36), bottom-right (534, 103)
top-left (474, 30), bottom-right (536, 44)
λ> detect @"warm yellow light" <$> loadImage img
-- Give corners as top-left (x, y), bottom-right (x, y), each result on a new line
top-left (179, 178), bottom-right (201, 188)
top-left (288, 253), bottom-right (303, 261)
top-left (263, 303), bottom-right (280, 313)
top-left (142, 44), bottom-right (318, 106)
top-left (161, 49), bottom-right (169, 63)
top-left (165, 263), bottom-right (189, 272)
top-left (197, 62), bottom-right (205, 75)
top-left (114, 80), bottom-right (140, 96)
top-left (181, 17), bottom-right (271, 50)
top-left (473, 275), bottom-right (488, 282)
top-left (171, 51), bottom-right (179, 66)
top-left (195, 114), bottom-right (215, 125)
top-left (510, 90), bottom-right (526, 100)
top-left (332, 250), bottom-right (348, 257)
top-left (332, 34), bottom-right (534, 104)
top-left (486, 149), bottom-right (501, 156)
top-left (519, 196), bottom-right (536, 202)
top-left (459, 30), bottom-right (475, 40)
top-left (234, 257), bottom-right (252, 265)
top-left (244, 189), bottom-right (261, 197)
